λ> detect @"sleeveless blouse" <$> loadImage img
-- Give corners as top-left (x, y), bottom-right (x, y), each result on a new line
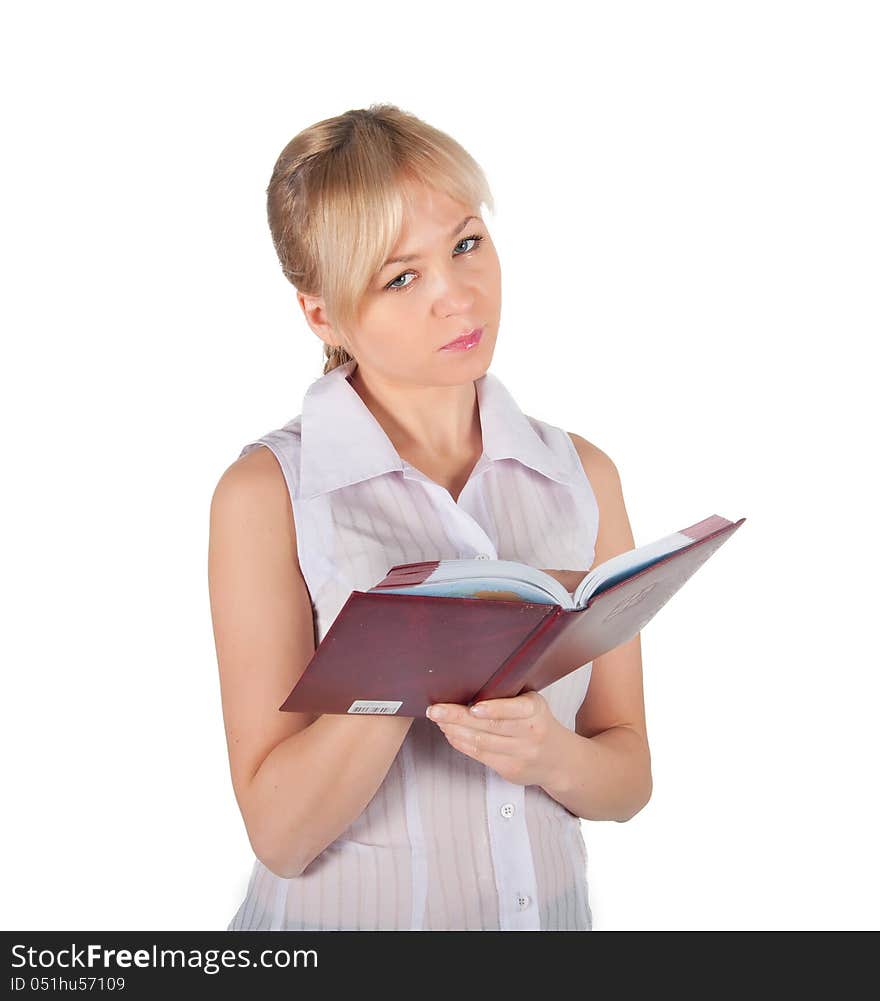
top-left (226, 358), bottom-right (600, 931)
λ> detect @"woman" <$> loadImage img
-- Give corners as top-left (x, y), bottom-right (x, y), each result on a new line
top-left (208, 103), bottom-right (652, 931)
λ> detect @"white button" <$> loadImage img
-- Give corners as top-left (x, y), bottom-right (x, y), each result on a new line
top-left (516, 894), bottom-right (531, 910)
top-left (476, 553), bottom-right (491, 560)
top-left (500, 803), bottom-right (515, 819)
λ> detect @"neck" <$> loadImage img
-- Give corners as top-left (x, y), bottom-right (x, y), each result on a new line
top-left (348, 363), bottom-right (482, 461)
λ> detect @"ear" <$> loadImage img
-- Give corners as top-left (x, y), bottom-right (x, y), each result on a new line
top-left (297, 292), bottom-right (341, 352)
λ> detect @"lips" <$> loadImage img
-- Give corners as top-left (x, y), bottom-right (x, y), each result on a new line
top-left (440, 326), bottom-right (484, 350)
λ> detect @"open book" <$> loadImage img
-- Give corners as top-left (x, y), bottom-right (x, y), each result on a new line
top-left (279, 514), bottom-right (745, 717)
top-left (371, 529), bottom-right (715, 609)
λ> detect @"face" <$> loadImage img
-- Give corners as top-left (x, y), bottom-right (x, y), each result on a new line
top-left (302, 182), bottom-right (502, 388)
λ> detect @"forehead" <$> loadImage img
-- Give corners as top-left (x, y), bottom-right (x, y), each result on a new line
top-left (395, 182), bottom-right (477, 237)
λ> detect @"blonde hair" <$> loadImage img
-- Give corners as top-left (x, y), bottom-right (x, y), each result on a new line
top-left (265, 103), bottom-right (495, 374)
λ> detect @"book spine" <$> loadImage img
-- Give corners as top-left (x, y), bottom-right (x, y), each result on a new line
top-left (471, 605), bottom-right (567, 704)
top-left (679, 514), bottom-right (745, 542)
top-left (371, 562), bottom-right (441, 589)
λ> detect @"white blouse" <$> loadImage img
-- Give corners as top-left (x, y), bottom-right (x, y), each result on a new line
top-left (226, 357), bottom-right (600, 931)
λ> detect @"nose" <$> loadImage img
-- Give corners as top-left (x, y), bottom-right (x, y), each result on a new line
top-left (437, 284), bottom-right (477, 317)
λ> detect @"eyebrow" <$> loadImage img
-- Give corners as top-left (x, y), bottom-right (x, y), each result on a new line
top-left (380, 215), bottom-right (481, 271)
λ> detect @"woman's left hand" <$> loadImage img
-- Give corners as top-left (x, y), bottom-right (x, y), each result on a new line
top-left (426, 691), bottom-right (566, 787)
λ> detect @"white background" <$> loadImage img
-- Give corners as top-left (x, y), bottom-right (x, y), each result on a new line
top-left (2, 1), bottom-right (877, 931)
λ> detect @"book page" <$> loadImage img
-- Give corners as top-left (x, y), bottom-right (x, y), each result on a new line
top-left (376, 560), bottom-right (574, 607)
top-left (573, 531), bottom-right (695, 607)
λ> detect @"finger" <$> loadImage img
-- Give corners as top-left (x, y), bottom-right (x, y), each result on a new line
top-left (437, 712), bottom-right (523, 738)
top-left (426, 702), bottom-right (470, 723)
top-left (442, 724), bottom-right (523, 759)
top-left (468, 693), bottom-right (538, 720)
top-left (439, 720), bottom-right (521, 745)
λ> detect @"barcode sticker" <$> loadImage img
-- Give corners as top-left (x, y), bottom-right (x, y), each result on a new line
top-left (347, 700), bottom-right (403, 715)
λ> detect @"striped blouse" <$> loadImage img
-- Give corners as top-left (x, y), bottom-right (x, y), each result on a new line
top-left (226, 357), bottom-right (600, 931)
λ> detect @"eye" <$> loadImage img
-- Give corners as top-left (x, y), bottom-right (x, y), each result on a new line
top-left (385, 234), bottom-right (484, 292)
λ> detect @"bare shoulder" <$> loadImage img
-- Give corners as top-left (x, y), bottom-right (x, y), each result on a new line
top-left (566, 432), bottom-right (621, 499)
top-left (213, 442), bottom-right (289, 502)
top-left (565, 432), bottom-right (633, 570)
top-left (210, 445), bottom-right (295, 546)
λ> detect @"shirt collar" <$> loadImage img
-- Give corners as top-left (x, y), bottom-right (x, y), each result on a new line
top-left (299, 357), bottom-right (575, 499)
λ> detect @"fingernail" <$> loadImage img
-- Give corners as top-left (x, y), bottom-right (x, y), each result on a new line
top-left (470, 704), bottom-right (487, 716)
top-left (427, 705), bottom-right (446, 720)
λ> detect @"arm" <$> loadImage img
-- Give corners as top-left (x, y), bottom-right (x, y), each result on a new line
top-left (208, 446), bottom-right (414, 878)
top-left (537, 434), bottom-right (653, 822)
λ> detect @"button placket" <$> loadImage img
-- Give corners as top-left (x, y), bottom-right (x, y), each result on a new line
top-left (485, 771), bottom-right (540, 931)
top-left (406, 471), bottom-right (497, 560)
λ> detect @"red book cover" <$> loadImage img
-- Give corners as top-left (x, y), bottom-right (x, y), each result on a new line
top-left (279, 514), bottom-right (745, 717)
